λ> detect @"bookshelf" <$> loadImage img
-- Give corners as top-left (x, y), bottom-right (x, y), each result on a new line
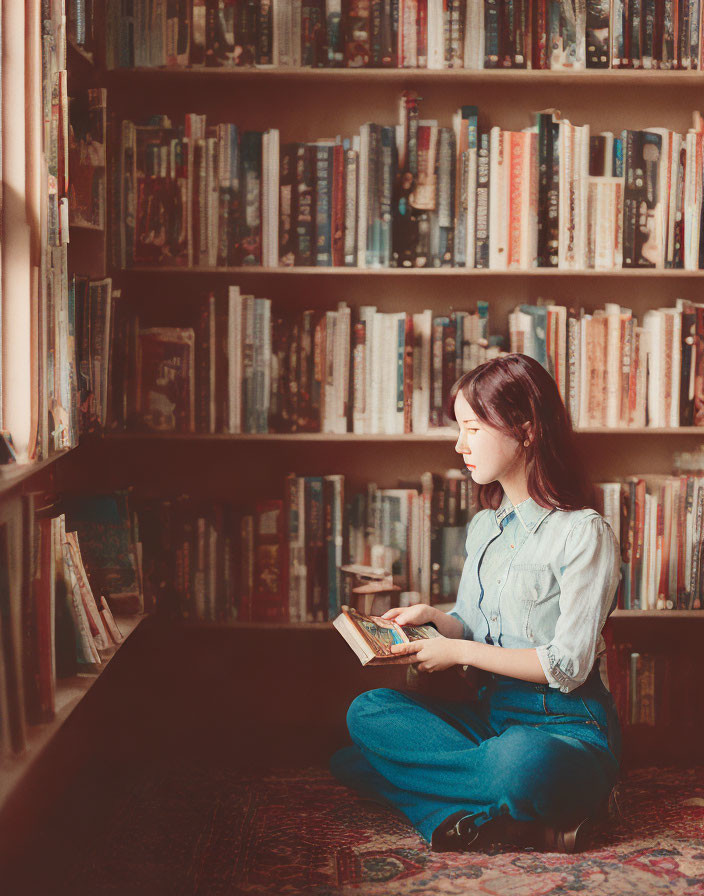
top-left (89, 31), bottom-right (704, 769)
top-left (1, 13), bottom-right (703, 853)
top-left (103, 67), bottom-right (704, 84)
top-left (121, 266), bottom-right (704, 276)
top-left (0, 613), bottom-right (144, 815)
top-left (0, 3), bottom-right (139, 867)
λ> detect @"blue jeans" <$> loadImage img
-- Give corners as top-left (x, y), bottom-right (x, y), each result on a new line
top-left (330, 669), bottom-right (621, 844)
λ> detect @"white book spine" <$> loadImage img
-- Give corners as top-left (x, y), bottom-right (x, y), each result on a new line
top-left (464, 0), bottom-right (484, 69)
top-left (394, 312), bottom-right (407, 434)
top-left (669, 308), bottom-right (682, 428)
top-left (412, 310), bottom-right (432, 433)
top-left (643, 310), bottom-right (663, 427)
top-left (489, 127), bottom-right (506, 269)
top-left (604, 303), bottom-right (622, 428)
top-left (370, 311), bottom-right (384, 433)
top-left (228, 286), bottom-right (242, 433)
top-left (262, 131), bottom-right (271, 267)
top-left (634, 327), bottom-right (648, 428)
top-left (291, 0), bottom-right (302, 66)
top-left (558, 121), bottom-right (574, 268)
top-left (383, 314), bottom-right (397, 434)
top-left (578, 315), bottom-right (590, 428)
top-left (576, 124), bottom-right (590, 269)
top-left (684, 132), bottom-right (697, 269)
top-left (427, 0), bottom-right (444, 68)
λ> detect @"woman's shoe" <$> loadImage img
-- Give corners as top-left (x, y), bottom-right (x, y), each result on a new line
top-left (432, 812), bottom-right (596, 854)
top-left (541, 816), bottom-right (595, 854)
top-left (431, 812), bottom-right (505, 852)
top-left (502, 815), bottom-right (595, 853)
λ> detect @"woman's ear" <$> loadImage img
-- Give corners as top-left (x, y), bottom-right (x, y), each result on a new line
top-left (521, 421), bottom-right (534, 447)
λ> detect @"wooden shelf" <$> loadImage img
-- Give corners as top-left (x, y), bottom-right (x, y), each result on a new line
top-left (97, 428), bottom-right (704, 442)
top-left (172, 620), bottom-right (333, 630)
top-left (409, 604), bottom-right (704, 621)
top-left (104, 66), bottom-right (704, 86)
top-left (0, 614), bottom-right (144, 814)
top-left (0, 451), bottom-right (70, 501)
top-left (121, 265), bottom-right (704, 277)
top-left (159, 610), bottom-right (704, 629)
top-left (69, 222), bottom-right (105, 233)
top-left (610, 609), bottom-right (704, 618)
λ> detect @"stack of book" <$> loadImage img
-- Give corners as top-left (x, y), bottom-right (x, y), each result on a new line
top-left (37, 2), bottom-right (73, 458)
top-left (595, 472), bottom-right (704, 611)
top-left (117, 101), bottom-right (704, 271)
top-left (509, 298), bottom-right (703, 429)
top-left (0, 493), bottom-right (137, 762)
top-left (104, 0), bottom-right (704, 71)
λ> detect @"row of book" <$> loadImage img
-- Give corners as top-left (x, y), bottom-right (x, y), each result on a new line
top-left (132, 470), bottom-right (478, 623)
top-left (110, 290), bottom-right (502, 434)
top-left (510, 297), bottom-right (704, 429)
top-left (104, 0), bottom-right (704, 72)
top-left (0, 493), bottom-right (139, 761)
top-left (134, 465), bottom-right (704, 624)
top-left (102, 288), bottom-right (704, 434)
top-left (37, 1), bottom-right (74, 459)
top-left (117, 100), bottom-right (704, 271)
top-left (596, 472), bottom-right (704, 611)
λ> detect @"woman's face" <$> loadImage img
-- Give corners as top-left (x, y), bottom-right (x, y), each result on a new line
top-left (453, 391), bottom-right (524, 486)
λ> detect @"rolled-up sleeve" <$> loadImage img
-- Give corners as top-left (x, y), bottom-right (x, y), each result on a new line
top-left (536, 515), bottom-right (621, 693)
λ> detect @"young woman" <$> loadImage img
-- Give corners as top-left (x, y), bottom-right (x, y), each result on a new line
top-left (329, 353), bottom-right (622, 854)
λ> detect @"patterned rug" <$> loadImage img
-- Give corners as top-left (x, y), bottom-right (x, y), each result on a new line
top-left (17, 763), bottom-right (704, 895)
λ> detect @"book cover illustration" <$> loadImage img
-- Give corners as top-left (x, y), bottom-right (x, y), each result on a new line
top-left (68, 89), bottom-right (106, 229)
top-left (333, 605), bottom-right (440, 664)
top-left (63, 494), bottom-right (142, 613)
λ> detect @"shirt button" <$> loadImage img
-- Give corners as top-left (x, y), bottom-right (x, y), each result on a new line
top-left (491, 614), bottom-right (498, 622)
top-left (497, 578), bottom-right (501, 584)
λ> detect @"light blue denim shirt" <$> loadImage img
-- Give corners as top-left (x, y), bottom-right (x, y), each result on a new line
top-left (448, 494), bottom-right (621, 694)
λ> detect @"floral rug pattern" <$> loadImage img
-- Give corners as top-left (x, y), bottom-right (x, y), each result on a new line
top-left (19, 764), bottom-right (704, 895)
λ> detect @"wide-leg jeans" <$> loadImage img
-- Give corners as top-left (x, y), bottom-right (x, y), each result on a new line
top-left (329, 669), bottom-right (622, 844)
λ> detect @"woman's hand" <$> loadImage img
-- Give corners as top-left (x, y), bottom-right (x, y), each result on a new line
top-left (389, 636), bottom-right (462, 673)
top-left (381, 604), bottom-right (437, 627)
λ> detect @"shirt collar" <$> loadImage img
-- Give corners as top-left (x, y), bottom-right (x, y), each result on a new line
top-left (495, 494), bottom-right (554, 533)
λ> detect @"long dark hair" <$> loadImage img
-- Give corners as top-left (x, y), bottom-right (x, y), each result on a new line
top-left (447, 353), bottom-right (594, 511)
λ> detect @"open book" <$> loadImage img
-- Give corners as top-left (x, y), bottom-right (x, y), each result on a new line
top-left (333, 606), bottom-right (441, 666)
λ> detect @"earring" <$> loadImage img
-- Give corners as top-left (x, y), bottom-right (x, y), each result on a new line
top-left (523, 439), bottom-right (530, 447)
